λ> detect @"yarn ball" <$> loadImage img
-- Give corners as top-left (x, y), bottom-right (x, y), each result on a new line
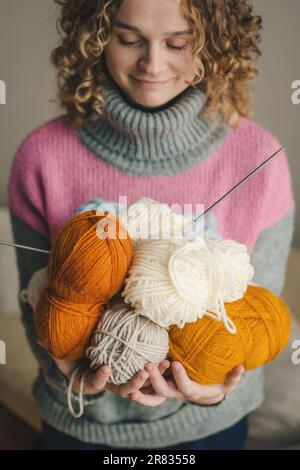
top-left (86, 301), bottom-right (169, 385)
top-left (20, 266), bottom-right (48, 310)
top-left (126, 197), bottom-right (195, 241)
top-left (122, 235), bottom-right (253, 331)
top-left (168, 285), bottom-right (291, 384)
top-left (76, 198), bottom-right (122, 218)
top-left (76, 196), bottom-right (220, 241)
top-left (34, 210), bottom-right (133, 360)
top-left (205, 237), bottom-right (254, 303)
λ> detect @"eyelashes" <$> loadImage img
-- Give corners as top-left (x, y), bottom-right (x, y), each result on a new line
top-left (117, 37), bottom-right (188, 51)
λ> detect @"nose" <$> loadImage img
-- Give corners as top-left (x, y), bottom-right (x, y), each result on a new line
top-left (138, 43), bottom-right (166, 77)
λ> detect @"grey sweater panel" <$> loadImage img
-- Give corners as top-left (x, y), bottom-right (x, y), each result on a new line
top-left (9, 207), bottom-right (294, 448)
top-left (250, 207), bottom-right (295, 296)
top-left (9, 209), bottom-right (101, 407)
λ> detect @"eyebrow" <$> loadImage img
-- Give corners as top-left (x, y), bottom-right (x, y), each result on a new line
top-left (114, 21), bottom-right (193, 37)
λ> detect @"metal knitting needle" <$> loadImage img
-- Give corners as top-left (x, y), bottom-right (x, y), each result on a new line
top-left (187, 146), bottom-right (286, 233)
top-left (0, 239), bottom-right (50, 255)
top-left (0, 146), bottom-right (286, 254)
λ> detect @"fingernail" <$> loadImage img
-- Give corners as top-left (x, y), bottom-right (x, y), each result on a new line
top-left (146, 363), bottom-right (153, 372)
top-left (174, 363), bottom-right (181, 371)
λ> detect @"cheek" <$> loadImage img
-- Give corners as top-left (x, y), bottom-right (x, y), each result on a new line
top-left (176, 54), bottom-right (196, 76)
top-left (105, 41), bottom-right (137, 72)
top-left (166, 50), bottom-right (195, 77)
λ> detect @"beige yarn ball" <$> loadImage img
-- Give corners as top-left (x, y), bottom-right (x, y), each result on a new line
top-left (86, 301), bottom-right (169, 385)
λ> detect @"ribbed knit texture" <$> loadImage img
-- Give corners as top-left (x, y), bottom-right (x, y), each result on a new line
top-left (76, 79), bottom-right (229, 176)
top-left (7, 79), bottom-right (296, 448)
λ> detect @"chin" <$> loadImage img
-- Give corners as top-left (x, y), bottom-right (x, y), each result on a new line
top-left (132, 94), bottom-right (168, 107)
top-left (127, 86), bottom-right (175, 105)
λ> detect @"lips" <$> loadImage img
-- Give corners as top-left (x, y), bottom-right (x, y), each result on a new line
top-left (131, 76), bottom-right (169, 85)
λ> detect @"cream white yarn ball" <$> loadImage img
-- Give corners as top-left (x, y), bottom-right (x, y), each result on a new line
top-left (122, 235), bottom-right (254, 333)
top-left (126, 197), bottom-right (193, 242)
top-left (205, 237), bottom-right (254, 303)
top-left (19, 267), bottom-right (48, 310)
top-left (122, 236), bottom-right (213, 329)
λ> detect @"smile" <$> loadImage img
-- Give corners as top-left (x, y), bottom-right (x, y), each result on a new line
top-left (131, 76), bottom-right (170, 87)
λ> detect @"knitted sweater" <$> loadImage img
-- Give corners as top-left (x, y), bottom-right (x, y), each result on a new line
top-left (8, 78), bottom-right (295, 448)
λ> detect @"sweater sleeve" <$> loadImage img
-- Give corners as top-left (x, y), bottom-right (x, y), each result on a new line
top-left (8, 210), bottom-right (105, 406)
top-left (250, 207), bottom-right (295, 295)
top-left (189, 144), bottom-right (295, 415)
top-left (189, 205), bottom-right (295, 419)
top-left (219, 207), bottom-right (295, 415)
top-left (7, 138), bottom-right (105, 407)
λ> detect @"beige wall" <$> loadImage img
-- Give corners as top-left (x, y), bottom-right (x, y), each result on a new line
top-left (0, 0), bottom-right (299, 245)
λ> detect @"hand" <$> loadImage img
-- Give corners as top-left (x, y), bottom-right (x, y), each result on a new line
top-left (54, 357), bottom-right (111, 395)
top-left (53, 357), bottom-right (170, 397)
top-left (54, 357), bottom-right (172, 418)
top-left (105, 359), bottom-right (171, 398)
top-left (128, 362), bottom-right (245, 407)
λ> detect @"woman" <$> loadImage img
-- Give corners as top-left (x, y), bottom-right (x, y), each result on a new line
top-left (8, 0), bottom-right (295, 450)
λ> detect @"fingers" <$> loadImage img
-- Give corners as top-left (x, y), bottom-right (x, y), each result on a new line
top-left (87, 365), bottom-right (111, 392)
top-left (170, 362), bottom-right (200, 398)
top-left (142, 359), bottom-right (171, 388)
top-left (106, 369), bottom-right (150, 398)
top-left (193, 392), bottom-right (226, 405)
top-left (129, 390), bottom-right (167, 407)
top-left (159, 359), bottom-right (171, 375)
top-left (66, 364), bottom-right (111, 396)
top-left (170, 362), bottom-right (226, 403)
top-left (144, 363), bottom-right (183, 399)
top-left (222, 364), bottom-right (245, 393)
top-left (86, 360), bottom-right (171, 397)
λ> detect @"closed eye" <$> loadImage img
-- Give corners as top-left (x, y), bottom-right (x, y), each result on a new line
top-left (118, 38), bottom-right (188, 51)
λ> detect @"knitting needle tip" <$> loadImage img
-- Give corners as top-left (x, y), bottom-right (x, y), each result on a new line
top-left (0, 239), bottom-right (50, 255)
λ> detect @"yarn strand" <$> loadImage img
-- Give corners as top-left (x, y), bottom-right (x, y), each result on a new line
top-left (67, 365), bottom-right (89, 419)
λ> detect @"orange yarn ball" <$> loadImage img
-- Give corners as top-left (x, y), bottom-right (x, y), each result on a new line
top-left (168, 285), bottom-right (291, 384)
top-left (34, 210), bottom-right (133, 360)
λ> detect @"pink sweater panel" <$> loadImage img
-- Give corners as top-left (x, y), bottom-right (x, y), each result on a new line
top-left (8, 116), bottom-right (295, 254)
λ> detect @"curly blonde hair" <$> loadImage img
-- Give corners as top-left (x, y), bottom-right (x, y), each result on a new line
top-left (51, 0), bottom-right (262, 130)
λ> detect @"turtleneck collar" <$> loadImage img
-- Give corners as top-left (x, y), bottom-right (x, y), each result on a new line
top-left (76, 77), bottom-right (229, 176)
top-left (115, 79), bottom-right (192, 113)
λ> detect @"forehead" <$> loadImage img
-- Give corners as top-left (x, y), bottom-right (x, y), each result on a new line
top-left (115, 0), bottom-right (191, 36)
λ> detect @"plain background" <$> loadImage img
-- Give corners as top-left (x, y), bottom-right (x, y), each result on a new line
top-left (0, 0), bottom-right (299, 246)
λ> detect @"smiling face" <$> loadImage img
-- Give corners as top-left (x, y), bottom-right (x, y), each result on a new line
top-left (104, 0), bottom-right (197, 109)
